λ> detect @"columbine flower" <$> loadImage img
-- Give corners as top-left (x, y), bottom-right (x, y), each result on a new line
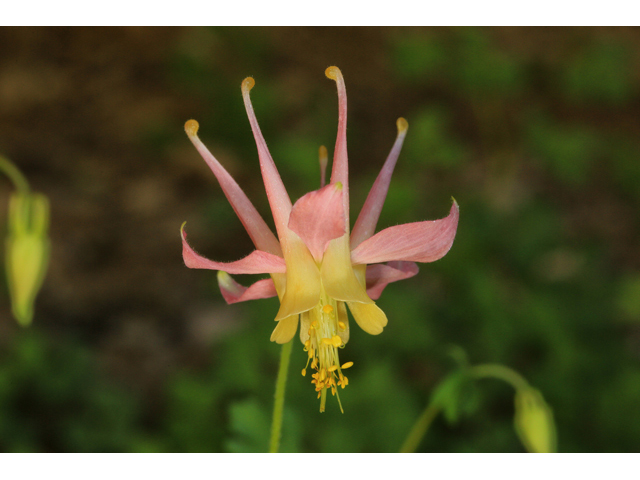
top-left (181, 66), bottom-right (459, 412)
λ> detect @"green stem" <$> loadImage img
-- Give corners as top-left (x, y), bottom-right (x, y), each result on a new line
top-left (471, 364), bottom-right (530, 391)
top-left (399, 402), bottom-right (441, 453)
top-left (0, 155), bottom-right (30, 194)
top-left (269, 339), bottom-right (293, 453)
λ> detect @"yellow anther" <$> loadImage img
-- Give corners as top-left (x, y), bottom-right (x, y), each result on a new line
top-left (322, 304), bottom-right (334, 314)
top-left (322, 337), bottom-right (332, 346)
top-left (301, 368), bottom-right (307, 377)
top-left (184, 119), bottom-right (199, 137)
top-left (308, 347), bottom-right (314, 359)
top-left (338, 321), bottom-right (346, 331)
top-left (331, 335), bottom-right (342, 347)
top-left (311, 321), bottom-right (320, 329)
top-left (304, 340), bottom-right (311, 351)
top-left (341, 361), bottom-right (354, 369)
top-left (328, 365), bottom-right (338, 372)
top-left (320, 369), bottom-right (326, 381)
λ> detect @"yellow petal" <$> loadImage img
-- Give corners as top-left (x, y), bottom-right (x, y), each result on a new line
top-left (299, 310), bottom-right (311, 344)
top-left (270, 272), bottom-right (286, 300)
top-left (270, 314), bottom-right (300, 344)
top-left (275, 231), bottom-right (321, 321)
top-left (336, 301), bottom-right (350, 345)
top-left (321, 234), bottom-right (372, 304)
top-left (347, 301), bottom-right (388, 335)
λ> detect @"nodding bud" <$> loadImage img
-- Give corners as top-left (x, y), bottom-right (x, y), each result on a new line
top-left (396, 117), bottom-right (408, 134)
top-left (241, 77), bottom-right (255, 94)
top-left (184, 119), bottom-right (199, 138)
top-left (5, 192), bottom-right (50, 327)
top-left (514, 387), bottom-right (557, 453)
top-left (325, 66), bottom-right (342, 81)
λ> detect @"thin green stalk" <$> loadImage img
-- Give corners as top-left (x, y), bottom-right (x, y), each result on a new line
top-left (399, 402), bottom-right (441, 453)
top-left (471, 364), bottom-right (530, 391)
top-left (269, 339), bottom-right (293, 453)
top-left (0, 155), bottom-right (30, 194)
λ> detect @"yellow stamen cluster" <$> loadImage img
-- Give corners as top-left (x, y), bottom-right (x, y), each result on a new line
top-left (301, 296), bottom-right (352, 412)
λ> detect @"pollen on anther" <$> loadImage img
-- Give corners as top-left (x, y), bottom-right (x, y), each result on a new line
top-left (328, 365), bottom-right (338, 372)
top-left (331, 335), bottom-right (342, 347)
top-left (341, 361), bottom-right (354, 369)
top-left (322, 305), bottom-right (334, 314)
top-left (184, 119), bottom-right (199, 137)
top-left (301, 368), bottom-right (307, 377)
top-left (338, 321), bottom-right (346, 331)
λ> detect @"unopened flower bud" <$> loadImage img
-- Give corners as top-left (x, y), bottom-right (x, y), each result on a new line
top-left (5, 192), bottom-right (50, 326)
top-left (514, 387), bottom-right (557, 453)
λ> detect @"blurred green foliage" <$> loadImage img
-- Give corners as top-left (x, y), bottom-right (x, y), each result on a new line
top-left (0, 332), bottom-right (148, 452)
top-left (2, 27), bottom-right (640, 452)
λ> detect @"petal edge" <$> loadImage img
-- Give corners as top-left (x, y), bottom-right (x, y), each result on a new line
top-left (217, 272), bottom-right (278, 304)
top-left (351, 201), bottom-right (459, 265)
top-left (182, 223), bottom-right (286, 274)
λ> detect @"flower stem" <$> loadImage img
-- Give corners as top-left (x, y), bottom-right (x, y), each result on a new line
top-left (471, 364), bottom-right (530, 391)
top-left (399, 402), bottom-right (441, 453)
top-left (269, 339), bottom-right (293, 453)
top-left (0, 155), bottom-right (30, 195)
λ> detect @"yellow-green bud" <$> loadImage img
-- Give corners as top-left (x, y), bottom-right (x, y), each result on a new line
top-left (514, 387), bottom-right (557, 453)
top-left (5, 192), bottom-right (50, 326)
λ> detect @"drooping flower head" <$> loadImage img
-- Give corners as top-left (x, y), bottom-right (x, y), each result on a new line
top-left (181, 67), bottom-right (459, 412)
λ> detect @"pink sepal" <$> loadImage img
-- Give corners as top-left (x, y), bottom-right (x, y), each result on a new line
top-left (365, 261), bottom-right (419, 300)
top-left (288, 183), bottom-right (345, 262)
top-left (351, 118), bottom-right (408, 248)
top-left (218, 273), bottom-right (278, 304)
top-left (351, 201), bottom-right (459, 265)
top-left (186, 125), bottom-right (282, 256)
top-left (241, 79), bottom-right (292, 238)
top-left (181, 225), bottom-right (286, 274)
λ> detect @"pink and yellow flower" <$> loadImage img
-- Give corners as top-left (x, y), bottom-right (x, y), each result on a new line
top-left (181, 66), bottom-right (459, 411)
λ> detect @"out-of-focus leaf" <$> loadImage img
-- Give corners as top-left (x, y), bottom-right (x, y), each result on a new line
top-left (225, 398), bottom-right (270, 453)
top-left (225, 398), bottom-right (301, 453)
top-left (430, 370), bottom-right (479, 424)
